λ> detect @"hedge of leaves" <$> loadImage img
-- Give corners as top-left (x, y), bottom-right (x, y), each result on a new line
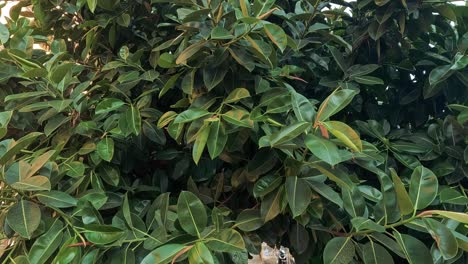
top-left (0, 0), bottom-right (467, 263)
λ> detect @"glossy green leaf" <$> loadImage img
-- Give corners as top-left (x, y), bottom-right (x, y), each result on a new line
top-left (305, 134), bottom-right (341, 166)
top-left (83, 224), bottom-right (125, 244)
top-left (268, 122), bottom-right (309, 147)
top-left (0, 132), bottom-right (43, 165)
top-left (263, 23), bottom-right (287, 52)
top-left (352, 76), bottom-right (384, 85)
top-left (316, 89), bottom-right (358, 122)
top-left (95, 98), bottom-right (125, 115)
top-left (285, 176), bottom-right (312, 217)
top-left (423, 218), bottom-right (458, 259)
top-left (323, 121), bottom-right (362, 152)
top-left (6, 200), bottom-right (41, 239)
top-left (97, 137), bottom-right (114, 162)
top-left (253, 174), bottom-right (282, 198)
top-left (225, 88), bottom-right (250, 103)
top-left (409, 166), bottom-right (438, 210)
top-left (261, 186), bottom-right (283, 222)
top-left (207, 120), bottom-right (227, 159)
top-left (362, 241), bottom-right (394, 264)
top-left (188, 242), bottom-right (214, 264)
top-left (29, 220), bottom-right (64, 264)
top-left (141, 244), bottom-right (185, 264)
top-left (174, 108), bottom-right (211, 124)
top-left (291, 91), bottom-right (315, 123)
top-left (389, 168), bottom-right (413, 216)
top-left (323, 237), bottom-right (355, 264)
top-left (177, 191), bottom-right (207, 237)
top-left (36, 191), bottom-right (78, 208)
top-left (235, 209), bottom-right (263, 232)
top-left (206, 229), bottom-right (245, 253)
top-left (393, 231), bottom-right (433, 264)
top-left (192, 124), bottom-right (210, 164)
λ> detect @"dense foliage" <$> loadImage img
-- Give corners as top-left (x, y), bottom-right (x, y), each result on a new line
top-left (0, 0), bottom-right (467, 263)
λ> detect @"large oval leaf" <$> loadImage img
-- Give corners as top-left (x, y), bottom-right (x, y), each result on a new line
top-left (323, 121), bottom-right (362, 152)
top-left (6, 200), bottom-right (41, 239)
top-left (285, 176), bottom-right (312, 217)
top-left (206, 229), bottom-right (245, 253)
top-left (177, 191), bottom-right (207, 238)
top-left (323, 237), bottom-right (355, 264)
top-left (235, 209), bottom-right (263, 232)
top-left (409, 166), bottom-right (438, 210)
top-left (362, 241), bottom-right (394, 264)
top-left (423, 218), bottom-right (458, 259)
top-left (97, 137), bottom-right (114, 162)
top-left (393, 231), bottom-right (433, 264)
top-left (305, 134), bottom-right (341, 166)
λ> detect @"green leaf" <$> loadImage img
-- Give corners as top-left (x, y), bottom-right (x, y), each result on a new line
top-left (328, 46), bottom-right (347, 72)
top-left (222, 109), bottom-right (253, 128)
top-left (285, 176), bottom-right (312, 217)
top-left (323, 121), bottom-right (362, 152)
top-left (263, 23), bottom-right (287, 52)
top-left (64, 161), bottom-right (85, 178)
top-left (261, 186), bottom-right (283, 222)
top-left (389, 168), bottom-right (413, 216)
top-left (176, 41), bottom-right (206, 65)
top-left (362, 241), bottom-right (394, 264)
top-left (211, 26), bottom-right (234, 40)
top-left (351, 217), bottom-right (385, 233)
top-left (291, 91), bottom-right (315, 123)
top-left (95, 98), bottom-right (125, 115)
top-left (87, 0), bottom-right (97, 12)
top-left (206, 229), bottom-right (245, 253)
top-left (409, 166), bottom-right (438, 210)
top-left (352, 75), bottom-right (384, 85)
top-left (316, 89), bottom-right (358, 122)
top-left (36, 191), bottom-right (78, 208)
top-left (207, 120), bottom-right (227, 159)
top-left (305, 134), bottom-right (341, 166)
top-left (429, 65), bottom-right (452, 86)
top-left (253, 174), bottom-right (282, 198)
top-left (308, 181), bottom-right (343, 207)
top-left (29, 220), bottom-right (64, 264)
top-left (192, 124), bottom-right (210, 164)
top-left (203, 65), bottom-right (228, 91)
top-left (97, 137), bottom-right (114, 162)
top-left (142, 244), bottom-right (185, 264)
top-left (225, 88), bottom-right (250, 103)
top-left (125, 105), bottom-right (141, 136)
top-left (393, 231), bottom-right (433, 264)
top-left (28, 150), bottom-right (55, 178)
top-left (347, 64), bottom-right (380, 78)
top-left (83, 224), bottom-right (125, 244)
top-left (423, 218), bottom-right (458, 259)
top-left (0, 23), bottom-right (9, 44)
top-left (188, 242), bottom-right (214, 264)
top-left (342, 187), bottom-right (366, 218)
top-left (235, 209), bottom-right (263, 232)
top-left (174, 108), bottom-right (211, 124)
top-left (177, 191), bottom-right (207, 238)
top-left (159, 72), bottom-right (181, 98)
top-left (0, 132), bottom-right (43, 165)
top-left (267, 122), bottom-right (309, 147)
top-left (252, 0), bottom-right (275, 16)
top-left (11, 176), bottom-right (51, 191)
top-left (98, 164), bottom-right (120, 186)
top-left (323, 237), bottom-right (355, 264)
top-left (6, 200), bottom-right (41, 239)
